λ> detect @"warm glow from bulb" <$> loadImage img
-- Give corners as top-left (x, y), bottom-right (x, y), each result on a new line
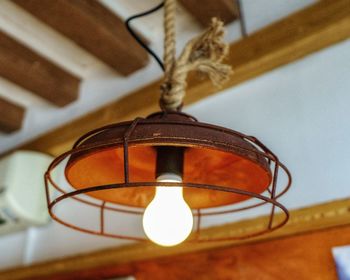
top-left (142, 173), bottom-right (193, 246)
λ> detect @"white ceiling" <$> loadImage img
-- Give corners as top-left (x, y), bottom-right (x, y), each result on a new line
top-left (4, 0), bottom-right (350, 272)
top-left (0, 0), bottom-right (315, 154)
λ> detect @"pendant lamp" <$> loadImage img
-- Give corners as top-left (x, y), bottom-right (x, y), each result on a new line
top-left (45, 0), bottom-right (291, 247)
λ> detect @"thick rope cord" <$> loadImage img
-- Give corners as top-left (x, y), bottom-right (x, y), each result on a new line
top-left (160, 0), bottom-right (232, 111)
top-left (163, 0), bottom-right (176, 78)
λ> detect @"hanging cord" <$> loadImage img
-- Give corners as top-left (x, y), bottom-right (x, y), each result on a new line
top-left (163, 0), bottom-right (176, 79)
top-left (160, 0), bottom-right (232, 111)
top-left (236, 0), bottom-right (248, 37)
top-left (125, 2), bottom-right (165, 71)
top-left (125, 0), bottom-right (232, 112)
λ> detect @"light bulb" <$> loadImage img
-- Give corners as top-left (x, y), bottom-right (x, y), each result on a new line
top-left (142, 173), bottom-right (193, 246)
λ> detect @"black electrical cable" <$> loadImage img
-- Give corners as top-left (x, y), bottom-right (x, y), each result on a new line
top-left (125, 2), bottom-right (165, 71)
top-left (236, 0), bottom-right (247, 37)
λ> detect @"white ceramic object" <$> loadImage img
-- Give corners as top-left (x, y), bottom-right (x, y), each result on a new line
top-left (0, 150), bottom-right (52, 235)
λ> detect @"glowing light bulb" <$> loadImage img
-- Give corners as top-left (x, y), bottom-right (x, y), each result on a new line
top-left (142, 173), bottom-right (193, 246)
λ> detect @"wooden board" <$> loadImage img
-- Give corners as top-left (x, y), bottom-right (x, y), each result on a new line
top-left (13, 0), bottom-right (149, 76)
top-left (17, 0), bottom-right (350, 156)
top-left (60, 225), bottom-right (349, 280)
top-left (179, 0), bottom-right (238, 26)
top-left (0, 31), bottom-right (80, 107)
top-left (1, 197), bottom-right (350, 279)
top-left (0, 97), bottom-right (25, 133)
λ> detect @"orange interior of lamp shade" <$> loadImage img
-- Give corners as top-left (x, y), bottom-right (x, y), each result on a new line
top-left (66, 146), bottom-right (271, 209)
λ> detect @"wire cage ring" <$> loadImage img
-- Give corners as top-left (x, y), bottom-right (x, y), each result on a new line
top-left (45, 112), bottom-right (291, 242)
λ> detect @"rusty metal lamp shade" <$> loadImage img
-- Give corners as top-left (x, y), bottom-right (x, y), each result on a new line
top-left (45, 111), bottom-right (291, 242)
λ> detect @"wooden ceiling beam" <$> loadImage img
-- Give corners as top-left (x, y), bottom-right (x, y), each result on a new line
top-left (0, 98), bottom-right (25, 133)
top-left (56, 225), bottom-right (350, 279)
top-left (179, 0), bottom-right (238, 26)
top-left (0, 31), bottom-right (80, 107)
top-left (13, 0), bottom-right (149, 76)
top-left (17, 0), bottom-right (350, 156)
top-left (1, 197), bottom-right (350, 279)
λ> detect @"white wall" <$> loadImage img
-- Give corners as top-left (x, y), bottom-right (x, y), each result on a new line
top-left (188, 39), bottom-right (350, 210)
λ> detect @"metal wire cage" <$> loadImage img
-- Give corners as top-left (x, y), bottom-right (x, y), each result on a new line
top-left (45, 111), bottom-right (291, 242)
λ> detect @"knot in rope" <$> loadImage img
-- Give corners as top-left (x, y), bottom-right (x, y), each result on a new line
top-left (160, 13), bottom-right (233, 111)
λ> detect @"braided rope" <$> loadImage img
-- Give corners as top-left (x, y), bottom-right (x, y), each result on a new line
top-left (163, 0), bottom-right (176, 77)
top-left (160, 0), bottom-right (232, 111)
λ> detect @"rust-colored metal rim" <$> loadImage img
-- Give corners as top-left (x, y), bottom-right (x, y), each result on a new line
top-left (45, 111), bottom-right (291, 242)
